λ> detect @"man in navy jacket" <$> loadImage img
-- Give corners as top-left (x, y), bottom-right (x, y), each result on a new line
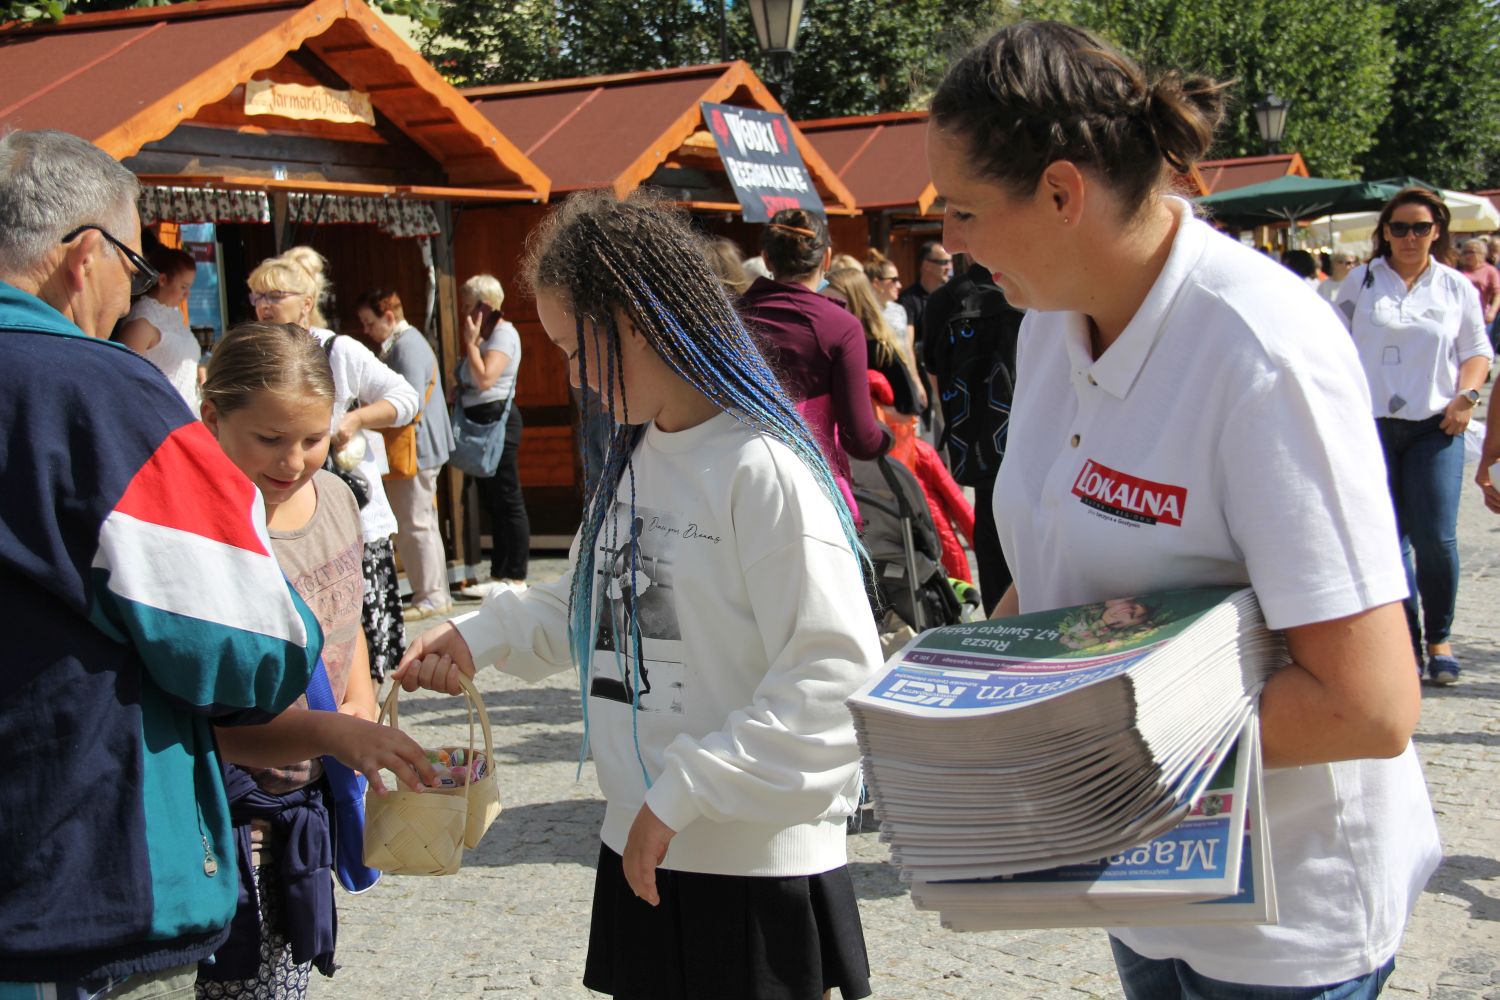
top-left (0, 130), bottom-right (319, 998)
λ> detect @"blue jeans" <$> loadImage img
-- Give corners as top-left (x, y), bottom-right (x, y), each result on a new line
top-left (1110, 937), bottom-right (1396, 999)
top-left (1376, 413), bottom-right (1464, 649)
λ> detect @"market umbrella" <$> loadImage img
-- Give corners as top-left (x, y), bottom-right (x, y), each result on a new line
top-left (1307, 189), bottom-right (1500, 248)
top-left (1196, 175), bottom-right (1403, 227)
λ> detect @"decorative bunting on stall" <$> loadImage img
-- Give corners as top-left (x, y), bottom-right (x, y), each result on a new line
top-left (287, 194), bottom-right (440, 239)
top-left (138, 186), bottom-right (272, 227)
top-left (138, 188), bottom-right (441, 240)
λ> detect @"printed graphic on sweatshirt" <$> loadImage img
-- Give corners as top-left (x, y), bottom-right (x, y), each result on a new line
top-left (1071, 459), bottom-right (1188, 527)
top-left (591, 504), bottom-right (686, 714)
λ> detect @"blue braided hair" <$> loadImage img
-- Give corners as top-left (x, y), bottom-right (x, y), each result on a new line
top-left (522, 189), bottom-right (871, 777)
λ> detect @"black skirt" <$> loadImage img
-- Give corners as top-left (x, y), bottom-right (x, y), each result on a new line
top-left (584, 844), bottom-right (871, 1000)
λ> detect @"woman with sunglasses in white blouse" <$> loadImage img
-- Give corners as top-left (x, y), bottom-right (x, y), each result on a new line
top-left (1335, 187), bottom-right (1493, 686)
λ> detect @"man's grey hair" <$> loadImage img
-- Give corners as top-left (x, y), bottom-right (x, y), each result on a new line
top-left (0, 130), bottom-right (140, 276)
top-left (1461, 238), bottom-right (1488, 254)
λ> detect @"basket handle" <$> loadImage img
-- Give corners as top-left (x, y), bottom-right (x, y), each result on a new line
top-left (375, 672), bottom-right (496, 796)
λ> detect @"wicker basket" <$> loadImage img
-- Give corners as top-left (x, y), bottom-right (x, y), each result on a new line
top-left (363, 672), bottom-right (502, 875)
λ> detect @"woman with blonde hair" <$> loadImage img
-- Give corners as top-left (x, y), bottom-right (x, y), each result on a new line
top-left (247, 252), bottom-right (419, 680)
top-left (456, 273), bottom-right (529, 595)
top-left (825, 266), bottom-right (926, 415)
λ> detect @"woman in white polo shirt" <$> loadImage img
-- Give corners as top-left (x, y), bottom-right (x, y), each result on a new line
top-left (927, 21), bottom-right (1439, 999)
top-left (1335, 188), bottom-right (1492, 687)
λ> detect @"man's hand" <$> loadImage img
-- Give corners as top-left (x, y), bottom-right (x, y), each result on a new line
top-left (393, 622), bottom-right (477, 695)
top-left (622, 803), bottom-right (676, 906)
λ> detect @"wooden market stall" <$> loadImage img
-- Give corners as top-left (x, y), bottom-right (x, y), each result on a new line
top-left (459, 61), bottom-right (857, 535)
top-left (0, 0), bottom-right (550, 578)
top-left (797, 111), bottom-right (941, 286)
top-left (1197, 153), bottom-right (1310, 195)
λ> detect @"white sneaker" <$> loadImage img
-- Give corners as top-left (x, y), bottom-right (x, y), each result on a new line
top-left (459, 579), bottom-right (527, 599)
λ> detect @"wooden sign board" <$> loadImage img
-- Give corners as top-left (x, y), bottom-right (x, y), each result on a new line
top-left (245, 79), bottom-right (375, 127)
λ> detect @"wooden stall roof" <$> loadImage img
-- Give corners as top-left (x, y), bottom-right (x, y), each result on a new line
top-left (462, 61), bottom-right (855, 214)
top-left (797, 111), bottom-right (938, 215)
top-left (0, 0), bottom-right (549, 199)
top-left (1197, 153), bottom-right (1309, 195)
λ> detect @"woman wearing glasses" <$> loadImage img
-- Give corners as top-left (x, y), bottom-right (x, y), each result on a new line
top-left (245, 253), bottom-right (419, 681)
top-left (1335, 188), bottom-right (1492, 686)
top-left (930, 21), bottom-right (1436, 997)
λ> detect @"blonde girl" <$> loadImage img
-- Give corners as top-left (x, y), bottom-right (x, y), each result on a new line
top-left (247, 254), bottom-right (419, 679)
top-left (196, 322), bottom-right (433, 998)
top-left (825, 265), bottom-right (927, 415)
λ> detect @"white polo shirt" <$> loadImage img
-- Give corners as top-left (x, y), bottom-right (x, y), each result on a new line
top-left (1335, 255), bottom-right (1490, 420)
top-left (994, 200), bottom-right (1440, 987)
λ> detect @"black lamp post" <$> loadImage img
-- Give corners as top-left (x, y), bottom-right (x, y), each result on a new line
top-left (746, 0), bottom-right (805, 105)
top-left (1252, 93), bottom-right (1291, 155)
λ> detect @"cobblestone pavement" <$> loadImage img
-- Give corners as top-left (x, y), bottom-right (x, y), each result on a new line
top-left (321, 447), bottom-right (1500, 998)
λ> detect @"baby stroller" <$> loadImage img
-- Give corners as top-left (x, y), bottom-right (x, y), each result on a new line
top-left (849, 454), bottom-right (967, 643)
top-left (847, 454), bottom-right (968, 834)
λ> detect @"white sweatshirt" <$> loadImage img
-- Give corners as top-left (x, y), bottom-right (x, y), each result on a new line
top-left (455, 412), bottom-right (882, 877)
top-left (310, 328), bottom-right (419, 543)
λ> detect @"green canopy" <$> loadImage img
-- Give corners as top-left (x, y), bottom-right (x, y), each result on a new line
top-left (1196, 175), bottom-right (1404, 226)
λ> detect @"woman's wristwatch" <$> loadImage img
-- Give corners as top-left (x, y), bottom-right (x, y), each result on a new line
top-left (1459, 388), bottom-right (1481, 408)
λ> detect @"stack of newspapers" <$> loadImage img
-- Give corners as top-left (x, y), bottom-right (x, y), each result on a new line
top-left (847, 586), bottom-right (1283, 930)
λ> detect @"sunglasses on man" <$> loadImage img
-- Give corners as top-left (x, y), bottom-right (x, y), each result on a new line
top-left (60, 225), bottom-right (159, 297)
top-left (1385, 221), bottom-right (1437, 239)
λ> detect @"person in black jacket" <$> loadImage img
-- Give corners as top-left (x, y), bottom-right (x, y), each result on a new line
top-left (922, 256), bottom-right (1023, 613)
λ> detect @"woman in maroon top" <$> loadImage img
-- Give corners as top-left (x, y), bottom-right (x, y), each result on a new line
top-left (740, 209), bottom-right (888, 523)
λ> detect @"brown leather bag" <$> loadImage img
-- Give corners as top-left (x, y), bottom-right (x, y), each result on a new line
top-left (381, 367), bottom-right (436, 481)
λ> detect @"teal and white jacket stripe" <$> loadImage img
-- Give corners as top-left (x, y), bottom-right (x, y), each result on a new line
top-left (0, 281), bottom-right (320, 985)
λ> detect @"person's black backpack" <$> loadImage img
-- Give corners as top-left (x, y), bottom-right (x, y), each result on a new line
top-left (926, 277), bottom-right (1023, 487)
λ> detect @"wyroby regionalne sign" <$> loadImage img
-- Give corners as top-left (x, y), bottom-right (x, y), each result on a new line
top-left (700, 101), bottom-right (825, 223)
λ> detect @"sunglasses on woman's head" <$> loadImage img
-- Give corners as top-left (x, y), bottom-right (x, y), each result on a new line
top-left (1386, 221), bottom-right (1436, 238)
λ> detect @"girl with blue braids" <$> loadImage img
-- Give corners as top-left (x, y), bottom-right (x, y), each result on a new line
top-left (394, 190), bottom-right (882, 1000)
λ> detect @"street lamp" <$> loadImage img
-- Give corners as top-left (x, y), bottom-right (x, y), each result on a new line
top-left (746, 0), bottom-right (805, 104)
top-left (1252, 93), bottom-right (1291, 155)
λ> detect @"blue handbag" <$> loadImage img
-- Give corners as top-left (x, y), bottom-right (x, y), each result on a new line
top-left (304, 658), bottom-right (382, 894)
top-left (449, 395), bottom-right (512, 478)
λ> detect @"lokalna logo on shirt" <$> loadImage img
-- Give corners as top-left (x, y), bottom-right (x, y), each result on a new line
top-left (1071, 459), bottom-right (1188, 527)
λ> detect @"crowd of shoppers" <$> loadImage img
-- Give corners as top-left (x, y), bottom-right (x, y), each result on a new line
top-left (7, 8), bottom-right (1487, 986)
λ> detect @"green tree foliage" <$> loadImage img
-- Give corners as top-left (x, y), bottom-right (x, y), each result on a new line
top-left (1031, 0), bottom-right (1394, 178)
top-left (419, 0), bottom-right (1000, 114)
top-left (726, 0), bottom-right (999, 119)
top-left (1361, 0), bottom-right (1500, 189)
top-left (422, 1), bottom-right (724, 86)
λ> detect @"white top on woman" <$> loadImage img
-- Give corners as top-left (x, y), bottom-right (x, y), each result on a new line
top-left (125, 296), bottom-right (200, 409)
top-left (459, 319), bottom-right (521, 408)
top-left (994, 200), bottom-right (1440, 988)
top-left (1335, 255), bottom-right (1491, 420)
top-left (310, 327), bottom-right (419, 544)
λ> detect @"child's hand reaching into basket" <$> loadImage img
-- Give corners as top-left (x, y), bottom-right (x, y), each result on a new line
top-left (326, 713), bottom-right (439, 795)
top-left (394, 622), bottom-right (478, 695)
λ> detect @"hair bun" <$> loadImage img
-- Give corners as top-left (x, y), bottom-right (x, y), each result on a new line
top-left (1143, 72), bottom-right (1225, 173)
